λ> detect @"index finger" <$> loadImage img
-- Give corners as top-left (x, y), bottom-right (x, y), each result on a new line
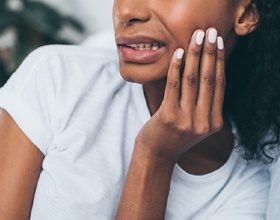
top-left (162, 48), bottom-right (184, 111)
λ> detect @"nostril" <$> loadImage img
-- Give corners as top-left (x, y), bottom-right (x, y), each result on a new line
top-left (129, 18), bottom-right (141, 23)
top-left (118, 15), bottom-right (146, 27)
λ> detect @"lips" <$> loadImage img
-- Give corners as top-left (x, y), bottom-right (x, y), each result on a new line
top-left (116, 35), bottom-right (166, 64)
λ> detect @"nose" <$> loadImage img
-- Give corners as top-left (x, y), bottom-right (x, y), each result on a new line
top-left (115, 0), bottom-right (151, 26)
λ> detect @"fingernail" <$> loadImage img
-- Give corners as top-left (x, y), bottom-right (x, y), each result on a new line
top-left (196, 31), bottom-right (205, 45)
top-left (176, 49), bottom-right (184, 59)
top-left (217, 36), bottom-right (224, 49)
top-left (208, 29), bottom-right (217, 43)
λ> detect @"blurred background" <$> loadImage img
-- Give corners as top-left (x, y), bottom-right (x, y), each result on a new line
top-left (0, 0), bottom-right (114, 87)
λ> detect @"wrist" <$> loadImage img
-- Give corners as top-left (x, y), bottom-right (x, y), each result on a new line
top-left (132, 141), bottom-right (176, 172)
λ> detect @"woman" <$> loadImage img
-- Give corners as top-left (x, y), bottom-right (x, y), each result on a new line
top-left (0, 0), bottom-right (278, 219)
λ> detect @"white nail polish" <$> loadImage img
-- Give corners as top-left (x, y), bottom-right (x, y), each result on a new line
top-left (176, 49), bottom-right (184, 59)
top-left (196, 31), bottom-right (205, 45)
top-left (217, 36), bottom-right (224, 49)
top-left (208, 29), bottom-right (217, 43)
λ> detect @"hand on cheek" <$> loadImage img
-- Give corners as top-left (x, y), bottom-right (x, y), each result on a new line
top-left (135, 28), bottom-right (226, 164)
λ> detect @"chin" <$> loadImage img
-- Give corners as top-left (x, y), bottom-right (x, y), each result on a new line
top-left (118, 61), bottom-right (169, 84)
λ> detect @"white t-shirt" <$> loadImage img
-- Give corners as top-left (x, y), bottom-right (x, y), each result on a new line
top-left (0, 45), bottom-right (270, 220)
top-left (267, 158), bottom-right (280, 219)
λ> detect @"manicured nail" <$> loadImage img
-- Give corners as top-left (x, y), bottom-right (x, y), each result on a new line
top-left (176, 49), bottom-right (184, 59)
top-left (208, 29), bottom-right (217, 43)
top-left (217, 36), bottom-right (224, 49)
top-left (196, 31), bottom-right (205, 45)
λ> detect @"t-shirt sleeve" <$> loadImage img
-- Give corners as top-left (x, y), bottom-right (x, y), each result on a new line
top-left (0, 46), bottom-right (57, 155)
top-left (267, 158), bottom-right (280, 220)
top-left (208, 201), bottom-right (267, 220)
top-left (207, 167), bottom-right (269, 220)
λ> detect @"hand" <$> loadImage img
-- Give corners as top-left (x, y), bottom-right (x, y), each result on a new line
top-left (135, 28), bottom-right (226, 163)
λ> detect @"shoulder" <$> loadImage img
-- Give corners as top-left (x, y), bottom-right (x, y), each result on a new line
top-left (28, 44), bottom-right (118, 63)
top-left (267, 157), bottom-right (280, 219)
top-left (5, 45), bottom-right (120, 88)
top-left (22, 44), bottom-right (119, 75)
top-left (269, 157), bottom-right (280, 195)
top-left (22, 45), bottom-right (126, 111)
top-left (231, 150), bottom-right (270, 187)
top-left (222, 150), bottom-right (270, 207)
top-left (6, 45), bottom-right (123, 102)
top-left (206, 151), bottom-right (270, 218)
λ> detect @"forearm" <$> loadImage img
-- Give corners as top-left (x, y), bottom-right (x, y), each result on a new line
top-left (115, 144), bottom-right (175, 219)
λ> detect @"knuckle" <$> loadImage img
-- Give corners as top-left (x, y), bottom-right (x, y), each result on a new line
top-left (204, 74), bottom-right (216, 87)
top-left (216, 77), bottom-right (226, 88)
top-left (164, 116), bottom-right (177, 125)
top-left (205, 46), bottom-right (216, 55)
top-left (170, 61), bottom-right (182, 70)
top-left (159, 110), bottom-right (177, 125)
top-left (177, 121), bottom-right (193, 133)
top-left (217, 50), bottom-right (225, 60)
top-left (185, 74), bottom-right (199, 87)
top-left (168, 79), bottom-right (180, 91)
top-left (195, 123), bottom-right (210, 135)
top-left (211, 118), bottom-right (224, 132)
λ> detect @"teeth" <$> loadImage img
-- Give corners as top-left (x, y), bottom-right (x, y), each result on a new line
top-left (125, 43), bottom-right (162, 50)
top-left (145, 44), bottom-right (151, 49)
top-left (152, 43), bottom-right (159, 51)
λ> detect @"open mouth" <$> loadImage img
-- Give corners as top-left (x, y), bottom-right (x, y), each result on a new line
top-left (120, 42), bottom-right (165, 51)
top-left (116, 37), bottom-right (167, 63)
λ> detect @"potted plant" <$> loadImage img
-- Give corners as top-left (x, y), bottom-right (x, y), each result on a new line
top-left (0, 0), bottom-right (84, 87)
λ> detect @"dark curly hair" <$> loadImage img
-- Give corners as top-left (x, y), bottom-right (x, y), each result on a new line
top-left (224, 0), bottom-right (280, 162)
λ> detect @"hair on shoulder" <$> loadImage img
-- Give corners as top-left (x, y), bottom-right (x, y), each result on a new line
top-left (224, 0), bottom-right (280, 162)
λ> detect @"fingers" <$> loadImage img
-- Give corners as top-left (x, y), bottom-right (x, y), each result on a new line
top-left (181, 30), bottom-right (205, 111)
top-left (196, 28), bottom-right (217, 114)
top-left (163, 27), bottom-right (225, 132)
top-left (211, 36), bottom-right (226, 129)
top-left (180, 28), bottom-right (225, 130)
top-left (163, 48), bottom-right (184, 111)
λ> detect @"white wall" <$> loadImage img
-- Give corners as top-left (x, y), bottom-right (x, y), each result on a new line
top-left (34, 0), bottom-right (114, 41)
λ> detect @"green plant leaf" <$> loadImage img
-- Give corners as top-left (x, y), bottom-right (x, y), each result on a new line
top-left (0, 11), bottom-right (22, 32)
top-left (0, 0), bottom-right (85, 81)
top-left (63, 16), bottom-right (84, 32)
top-left (21, 2), bottom-right (64, 35)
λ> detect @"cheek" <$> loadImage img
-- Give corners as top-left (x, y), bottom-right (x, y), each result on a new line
top-left (163, 8), bottom-right (204, 49)
top-left (165, 4), bottom-right (234, 46)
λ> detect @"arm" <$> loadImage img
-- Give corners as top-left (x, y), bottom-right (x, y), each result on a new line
top-left (116, 28), bottom-right (226, 219)
top-left (115, 144), bottom-right (174, 219)
top-left (0, 109), bottom-right (44, 219)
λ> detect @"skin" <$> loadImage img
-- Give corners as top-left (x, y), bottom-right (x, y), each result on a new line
top-left (113, 0), bottom-right (238, 174)
top-left (0, 0), bottom-right (259, 219)
top-left (114, 0), bottom-right (237, 85)
top-left (114, 0), bottom-right (259, 219)
top-left (0, 110), bottom-right (44, 219)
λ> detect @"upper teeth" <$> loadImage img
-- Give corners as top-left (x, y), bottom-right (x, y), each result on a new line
top-left (125, 43), bottom-right (162, 50)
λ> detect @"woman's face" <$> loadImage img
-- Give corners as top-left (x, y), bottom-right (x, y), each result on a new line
top-left (113, 0), bottom-right (237, 84)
